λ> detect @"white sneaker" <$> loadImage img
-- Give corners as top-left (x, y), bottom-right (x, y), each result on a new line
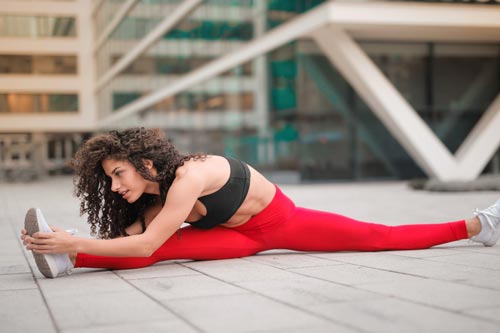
top-left (24, 208), bottom-right (74, 278)
top-left (471, 199), bottom-right (500, 247)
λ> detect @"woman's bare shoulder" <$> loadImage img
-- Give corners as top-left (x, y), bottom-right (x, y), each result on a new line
top-left (173, 155), bottom-right (219, 181)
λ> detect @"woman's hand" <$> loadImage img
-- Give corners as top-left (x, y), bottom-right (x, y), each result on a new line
top-left (21, 226), bottom-right (76, 254)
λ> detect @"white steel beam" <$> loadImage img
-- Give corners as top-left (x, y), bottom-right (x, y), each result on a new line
top-left (94, 0), bottom-right (139, 52)
top-left (325, 1), bottom-right (500, 28)
top-left (95, 0), bottom-right (203, 91)
top-left (321, 1), bottom-right (500, 42)
top-left (98, 0), bottom-right (331, 127)
top-left (312, 25), bottom-right (458, 181)
top-left (91, 0), bottom-right (106, 17)
top-left (455, 93), bottom-right (500, 177)
top-left (312, 25), bottom-right (500, 181)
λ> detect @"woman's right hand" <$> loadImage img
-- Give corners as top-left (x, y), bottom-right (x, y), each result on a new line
top-left (20, 226), bottom-right (69, 250)
top-left (20, 228), bottom-right (32, 250)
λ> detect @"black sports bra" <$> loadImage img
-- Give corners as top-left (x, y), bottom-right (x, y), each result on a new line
top-left (187, 157), bottom-right (250, 229)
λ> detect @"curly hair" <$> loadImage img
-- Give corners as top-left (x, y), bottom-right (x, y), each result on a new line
top-left (70, 127), bottom-right (205, 239)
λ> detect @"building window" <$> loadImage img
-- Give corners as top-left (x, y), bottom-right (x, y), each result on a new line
top-left (0, 15), bottom-right (76, 38)
top-left (0, 55), bottom-right (77, 74)
top-left (110, 17), bottom-right (253, 41)
top-left (115, 55), bottom-right (252, 76)
top-left (112, 92), bottom-right (253, 112)
top-left (0, 93), bottom-right (78, 113)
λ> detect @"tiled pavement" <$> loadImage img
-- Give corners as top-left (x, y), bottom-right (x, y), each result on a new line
top-left (1, 176), bottom-right (499, 332)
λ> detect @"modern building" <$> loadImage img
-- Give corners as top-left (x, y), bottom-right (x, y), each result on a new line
top-left (1, 0), bottom-right (499, 183)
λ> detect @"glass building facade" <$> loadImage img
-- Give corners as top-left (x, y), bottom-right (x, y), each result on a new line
top-left (93, 0), bottom-right (500, 181)
top-left (0, 15), bottom-right (76, 37)
top-left (1, 0), bottom-right (498, 181)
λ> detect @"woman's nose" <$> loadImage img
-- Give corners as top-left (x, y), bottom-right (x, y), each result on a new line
top-left (111, 180), bottom-right (120, 192)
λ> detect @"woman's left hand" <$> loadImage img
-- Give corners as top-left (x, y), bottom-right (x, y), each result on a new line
top-left (27, 226), bottom-right (76, 254)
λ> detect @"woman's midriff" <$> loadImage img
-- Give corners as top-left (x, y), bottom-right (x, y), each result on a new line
top-left (219, 168), bottom-right (276, 228)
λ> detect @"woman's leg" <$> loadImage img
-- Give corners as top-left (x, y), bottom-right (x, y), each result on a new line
top-left (75, 226), bottom-right (265, 269)
top-left (268, 207), bottom-right (468, 252)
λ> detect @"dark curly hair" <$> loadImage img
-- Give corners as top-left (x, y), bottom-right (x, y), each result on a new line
top-left (70, 127), bottom-right (205, 239)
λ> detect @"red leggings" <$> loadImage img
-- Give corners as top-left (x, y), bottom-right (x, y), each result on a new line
top-left (75, 186), bottom-right (468, 270)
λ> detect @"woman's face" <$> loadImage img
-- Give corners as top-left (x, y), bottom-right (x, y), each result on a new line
top-left (102, 158), bottom-right (159, 203)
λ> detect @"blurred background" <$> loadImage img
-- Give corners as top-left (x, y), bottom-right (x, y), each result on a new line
top-left (0, 0), bottom-right (499, 183)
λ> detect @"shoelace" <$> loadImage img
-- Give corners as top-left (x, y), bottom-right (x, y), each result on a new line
top-left (473, 204), bottom-right (500, 228)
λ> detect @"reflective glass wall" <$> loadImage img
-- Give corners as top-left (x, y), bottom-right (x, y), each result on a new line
top-left (0, 93), bottom-right (78, 113)
top-left (0, 15), bottom-right (76, 37)
top-left (0, 55), bottom-right (77, 74)
top-left (94, 0), bottom-right (500, 181)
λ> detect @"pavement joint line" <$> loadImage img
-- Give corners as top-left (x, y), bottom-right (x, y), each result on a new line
top-left (353, 284), bottom-right (500, 324)
top-left (383, 252), bottom-right (500, 281)
top-left (241, 254), bottom-right (441, 284)
top-left (123, 273), bottom-right (202, 281)
top-left (299, 260), bottom-right (500, 325)
top-left (18, 245), bottom-right (61, 333)
top-left (179, 261), bottom-right (368, 332)
top-left (111, 270), bottom-right (204, 333)
top-left (238, 255), bottom-right (500, 324)
top-left (0, 287), bottom-right (38, 292)
top-left (422, 257), bottom-right (500, 275)
top-left (7, 211), bottom-right (62, 333)
top-left (0, 272), bottom-right (35, 276)
top-left (322, 255), bottom-right (500, 292)
top-left (450, 248), bottom-right (500, 255)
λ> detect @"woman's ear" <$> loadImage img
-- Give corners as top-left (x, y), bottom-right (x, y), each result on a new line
top-left (143, 159), bottom-right (154, 170)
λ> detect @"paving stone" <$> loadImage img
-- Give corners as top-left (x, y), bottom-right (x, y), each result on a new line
top-left (426, 252), bottom-right (500, 271)
top-left (450, 244), bottom-right (500, 255)
top-left (309, 251), bottom-right (387, 261)
top-left (289, 263), bottom-right (415, 286)
top-left (0, 289), bottom-right (55, 333)
top-left (237, 276), bottom-right (381, 306)
top-left (130, 274), bottom-right (248, 301)
top-left (45, 290), bottom-right (180, 331)
top-left (183, 258), bottom-right (301, 283)
top-left (0, 254), bottom-right (31, 274)
top-left (116, 262), bottom-right (200, 280)
top-left (2, 177), bottom-right (500, 332)
top-left (244, 252), bottom-right (341, 269)
top-left (38, 270), bottom-right (135, 297)
top-left (325, 252), bottom-right (500, 290)
top-left (0, 273), bottom-right (37, 290)
top-left (167, 293), bottom-right (355, 332)
top-left (310, 297), bottom-right (500, 333)
top-left (63, 320), bottom-right (197, 333)
top-left (0, 222), bottom-right (17, 241)
top-left (385, 247), bottom-right (467, 258)
top-left (466, 306), bottom-right (500, 324)
top-left (358, 276), bottom-right (500, 311)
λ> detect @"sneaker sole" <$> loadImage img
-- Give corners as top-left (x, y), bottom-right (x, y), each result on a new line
top-left (24, 208), bottom-right (57, 278)
top-left (484, 228), bottom-right (500, 247)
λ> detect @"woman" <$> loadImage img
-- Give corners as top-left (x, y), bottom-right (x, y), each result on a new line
top-left (21, 127), bottom-right (500, 278)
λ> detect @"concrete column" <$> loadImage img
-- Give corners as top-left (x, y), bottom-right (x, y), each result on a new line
top-left (77, 0), bottom-right (98, 127)
top-left (253, 0), bottom-right (273, 164)
top-left (31, 132), bottom-right (48, 178)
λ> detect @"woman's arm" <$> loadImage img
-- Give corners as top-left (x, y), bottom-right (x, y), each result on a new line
top-left (30, 167), bottom-right (205, 257)
top-left (121, 203), bottom-right (163, 236)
